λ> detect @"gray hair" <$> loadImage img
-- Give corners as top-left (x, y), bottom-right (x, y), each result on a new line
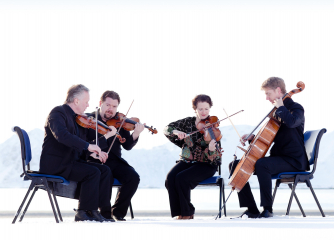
top-left (64, 84), bottom-right (89, 104)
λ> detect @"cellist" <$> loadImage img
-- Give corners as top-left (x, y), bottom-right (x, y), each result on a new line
top-left (229, 77), bottom-right (309, 218)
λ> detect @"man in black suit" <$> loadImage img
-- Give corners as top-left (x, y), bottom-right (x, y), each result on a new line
top-left (229, 77), bottom-right (308, 218)
top-left (86, 91), bottom-right (144, 221)
top-left (39, 84), bottom-right (117, 222)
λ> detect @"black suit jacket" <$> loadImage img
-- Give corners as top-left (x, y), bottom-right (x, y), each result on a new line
top-left (39, 104), bottom-right (108, 179)
top-left (86, 111), bottom-right (138, 166)
top-left (270, 98), bottom-right (309, 171)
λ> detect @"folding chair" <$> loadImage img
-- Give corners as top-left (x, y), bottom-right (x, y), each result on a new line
top-left (196, 164), bottom-right (226, 218)
top-left (113, 178), bottom-right (134, 219)
top-left (12, 126), bottom-right (70, 224)
top-left (272, 128), bottom-right (326, 217)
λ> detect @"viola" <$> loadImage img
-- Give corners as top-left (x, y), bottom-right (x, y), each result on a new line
top-left (228, 81), bottom-right (305, 192)
top-left (106, 112), bottom-right (158, 135)
top-left (76, 114), bottom-right (126, 143)
top-left (196, 116), bottom-right (223, 153)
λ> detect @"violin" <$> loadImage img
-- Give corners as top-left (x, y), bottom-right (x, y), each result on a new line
top-left (76, 114), bottom-right (126, 143)
top-left (196, 116), bottom-right (223, 153)
top-left (106, 112), bottom-right (158, 134)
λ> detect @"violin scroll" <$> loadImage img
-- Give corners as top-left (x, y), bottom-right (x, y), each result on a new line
top-left (148, 126), bottom-right (158, 135)
top-left (297, 81), bottom-right (305, 91)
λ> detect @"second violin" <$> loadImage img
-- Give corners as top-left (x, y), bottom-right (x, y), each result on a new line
top-left (107, 112), bottom-right (158, 135)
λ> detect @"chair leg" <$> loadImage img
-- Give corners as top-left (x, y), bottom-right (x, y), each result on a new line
top-left (286, 178), bottom-right (299, 216)
top-left (222, 178), bottom-right (226, 217)
top-left (129, 201), bottom-right (134, 219)
top-left (19, 187), bottom-right (38, 222)
top-left (306, 179), bottom-right (325, 217)
top-left (43, 178), bottom-right (59, 223)
top-left (288, 184), bottom-right (306, 217)
top-left (218, 181), bottom-right (222, 218)
top-left (12, 182), bottom-right (35, 224)
top-left (52, 190), bottom-right (63, 222)
top-left (272, 180), bottom-right (280, 204)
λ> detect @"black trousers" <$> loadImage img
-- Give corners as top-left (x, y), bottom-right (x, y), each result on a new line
top-left (67, 161), bottom-right (112, 211)
top-left (229, 156), bottom-right (301, 208)
top-left (165, 161), bottom-right (217, 217)
top-left (102, 159), bottom-right (140, 218)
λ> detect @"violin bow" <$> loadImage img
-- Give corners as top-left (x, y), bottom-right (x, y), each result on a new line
top-left (95, 107), bottom-right (99, 158)
top-left (223, 108), bottom-right (246, 180)
top-left (95, 107), bottom-right (99, 146)
top-left (223, 108), bottom-right (245, 147)
top-left (107, 100), bottom-right (134, 154)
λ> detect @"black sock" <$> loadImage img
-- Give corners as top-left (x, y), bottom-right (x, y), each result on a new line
top-left (247, 206), bottom-right (260, 214)
top-left (263, 206), bottom-right (273, 213)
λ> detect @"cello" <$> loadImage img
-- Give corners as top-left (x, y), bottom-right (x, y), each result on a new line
top-left (228, 81), bottom-right (305, 192)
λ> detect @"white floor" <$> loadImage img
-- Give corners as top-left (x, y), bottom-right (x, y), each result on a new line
top-left (1, 188), bottom-right (334, 240)
top-left (2, 216), bottom-right (334, 240)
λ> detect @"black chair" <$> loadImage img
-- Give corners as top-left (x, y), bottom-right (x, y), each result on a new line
top-left (12, 126), bottom-right (70, 224)
top-left (196, 164), bottom-right (226, 218)
top-left (112, 178), bottom-right (134, 219)
top-left (271, 128), bottom-right (326, 217)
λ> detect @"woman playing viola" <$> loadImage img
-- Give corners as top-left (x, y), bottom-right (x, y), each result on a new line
top-left (164, 94), bottom-right (222, 220)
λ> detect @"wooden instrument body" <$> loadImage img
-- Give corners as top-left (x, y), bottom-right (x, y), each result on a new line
top-left (196, 116), bottom-right (223, 143)
top-left (228, 117), bottom-right (280, 192)
top-left (76, 115), bottom-right (109, 135)
top-left (76, 114), bottom-right (126, 143)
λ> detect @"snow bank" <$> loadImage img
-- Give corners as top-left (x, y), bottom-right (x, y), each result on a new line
top-left (0, 125), bottom-right (333, 188)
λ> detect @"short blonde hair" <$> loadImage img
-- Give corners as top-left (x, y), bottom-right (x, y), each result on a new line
top-left (261, 77), bottom-right (286, 94)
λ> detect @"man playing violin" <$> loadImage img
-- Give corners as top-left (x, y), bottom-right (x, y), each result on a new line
top-left (229, 77), bottom-right (308, 218)
top-left (39, 84), bottom-right (118, 222)
top-left (86, 90), bottom-right (145, 221)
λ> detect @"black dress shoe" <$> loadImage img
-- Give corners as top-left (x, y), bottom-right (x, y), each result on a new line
top-left (100, 206), bottom-right (112, 219)
top-left (101, 216), bottom-right (116, 222)
top-left (111, 215), bottom-right (126, 221)
top-left (87, 210), bottom-right (107, 222)
top-left (240, 210), bottom-right (260, 219)
top-left (259, 210), bottom-right (273, 218)
top-left (75, 210), bottom-right (94, 222)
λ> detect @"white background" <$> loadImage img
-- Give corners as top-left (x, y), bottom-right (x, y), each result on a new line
top-left (0, 0), bottom-right (334, 149)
